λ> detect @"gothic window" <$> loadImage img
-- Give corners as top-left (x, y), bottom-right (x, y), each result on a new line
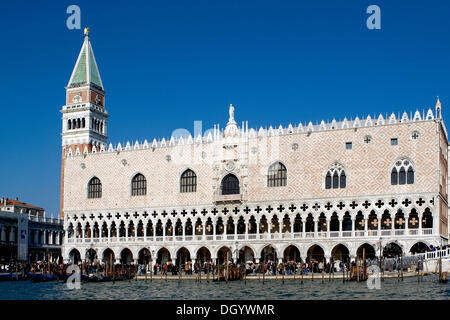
top-left (391, 168), bottom-right (398, 185)
top-left (131, 173), bottom-right (147, 196)
top-left (325, 163), bottom-right (346, 189)
top-left (391, 158), bottom-right (414, 185)
top-left (407, 166), bottom-right (414, 184)
top-left (87, 177), bottom-right (102, 198)
top-left (82, 118), bottom-right (86, 128)
top-left (221, 174), bottom-right (239, 195)
top-left (77, 118), bottom-right (81, 129)
top-left (180, 169), bottom-right (197, 193)
top-left (68, 120), bottom-right (71, 130)
top-left (267, 162), bottom-right (287, 187)
top-left (325, 172), bottom-right (332, 189)
top-left (340, 171), bottom-right (346, 188)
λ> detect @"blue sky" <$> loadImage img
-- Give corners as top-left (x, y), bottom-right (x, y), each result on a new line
top-left (0, 0), bottom-right (449, 216)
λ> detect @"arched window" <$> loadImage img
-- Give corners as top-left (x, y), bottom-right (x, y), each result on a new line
top-left (82, 118), bottom-right (86, 128)
top-left (87, 177), bottom-right (102, 198)
top-left (391, 167), bottom-right (398, 185)
top-left (325, 172), bottom-right (332, 189)
top-left (67, 120), bottom-right (71, 130)
top-left (221, 174), bottom-right (239, 195)
top-left (131, 173), bottom-right (147, 196)
top-left (332, 171), bottom-right (339, 189)
top-left (325, 163), bottom-right (346, 189)
top-left (391, 158), bottom-right (414, 185)
top-left (180, 169), bottom-right (197, 193)
top-left (340, 171), bottom-right (346, 188)
top-left (267, 162), bottom-right (287, 187)
top-left (407, 166), bottom-right (414, 184)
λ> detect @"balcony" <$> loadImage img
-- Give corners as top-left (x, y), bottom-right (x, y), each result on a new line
top-left (213, 193), bottom-right (243, 204)
top-left (66, 228), bottom-right (436, 245)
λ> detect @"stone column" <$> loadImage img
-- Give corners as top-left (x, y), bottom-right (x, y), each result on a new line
top-left (213, 220), bottom-right (216, 240)
top-left (326, 217), bottom-right (331, 238)
top-left (202, 221), bottom-right (206, 241)
top-left (391, 214), bottom-right (395, 234)
top-left (256, 221), bottom-right (260, 239)
top-left (404, 214), bottom-right (409, 235)
top-left (234, 218), bottom-right (237, 240)
top-left (302, 220), bottom-right (306, 238)
top-left (418, 213), bottom-right (423, 235)
top-left (278, 220), bottom-right (282, 238)
top-left (377, 214), bottom-right (381, 235)
top-left (364, 218), bottom-right (368, 236)
top-left (314, 219), bottom-right (318, 238)
top-left (245, 222), bottom-right (249, 240)
top-left (41, 230), bottom-right (46, 244)
top-left (338, 218), bottom-right (342, 237)
top-left (351, 218), bottom-right (356, 237)
top-left (290, 219), bottom-right (294, 238)
top-left (163, 223), bottom-right (166, 241)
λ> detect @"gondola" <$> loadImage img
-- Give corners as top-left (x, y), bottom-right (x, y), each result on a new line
top-left (27, 272), bottom-right (57, 282)
top-left (0, 273), bottom-right (28, 281)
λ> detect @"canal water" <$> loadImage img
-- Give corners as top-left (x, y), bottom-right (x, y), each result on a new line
top-left (0, 275), bottom-right (448, 300)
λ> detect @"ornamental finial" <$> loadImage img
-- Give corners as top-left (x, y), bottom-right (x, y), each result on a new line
top-left (84, 27), bottom-right (90, 37)
top-left (229, 103), bottom-right (235, 123)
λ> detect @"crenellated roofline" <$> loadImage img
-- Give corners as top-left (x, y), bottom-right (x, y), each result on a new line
top-left (64, 107), bottom-right (443, 158)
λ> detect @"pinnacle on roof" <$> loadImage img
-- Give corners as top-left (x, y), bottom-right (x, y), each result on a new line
top-left (67, 27), bottom-right (104, 90)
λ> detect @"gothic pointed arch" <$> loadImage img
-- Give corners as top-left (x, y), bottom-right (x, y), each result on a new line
top-left (325, 162), bottom-right (346, 189)
top-left (391, 158), bottom-right (414, 185)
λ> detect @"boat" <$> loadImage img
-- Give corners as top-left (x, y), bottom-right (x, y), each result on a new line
top-left (27, 272), bottom-right (57, 282)
top-left (0, 273), bottom-right (28, 281)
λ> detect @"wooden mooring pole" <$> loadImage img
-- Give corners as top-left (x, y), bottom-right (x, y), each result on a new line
top-left (226, 251), bottom-right (229, 284)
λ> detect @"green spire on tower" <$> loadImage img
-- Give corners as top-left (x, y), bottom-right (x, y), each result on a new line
top-left (68, 28), bottom-right (103, 90)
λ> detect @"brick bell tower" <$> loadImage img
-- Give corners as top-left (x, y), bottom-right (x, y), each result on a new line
top-left (60, 28), bottom-right (108, 218)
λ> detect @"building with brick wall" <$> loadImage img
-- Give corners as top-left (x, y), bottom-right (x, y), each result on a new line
top-left (60, 31), bottom-right (449, 266)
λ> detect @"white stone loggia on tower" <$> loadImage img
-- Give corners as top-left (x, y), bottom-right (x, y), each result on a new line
top-left (61, 27), bottom-right (109, 150)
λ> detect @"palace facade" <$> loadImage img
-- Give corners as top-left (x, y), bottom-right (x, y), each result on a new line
top-left (60, 31), bottom-right (449, 266)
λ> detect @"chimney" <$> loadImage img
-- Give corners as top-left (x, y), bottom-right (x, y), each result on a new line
top-left (15, 197), bottom-right (18, 201)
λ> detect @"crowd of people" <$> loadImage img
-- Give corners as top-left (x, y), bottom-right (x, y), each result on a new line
top-left (135, 259), bottom-right (355, 277)
top-left (3, 250), bottom-right (443, 277)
